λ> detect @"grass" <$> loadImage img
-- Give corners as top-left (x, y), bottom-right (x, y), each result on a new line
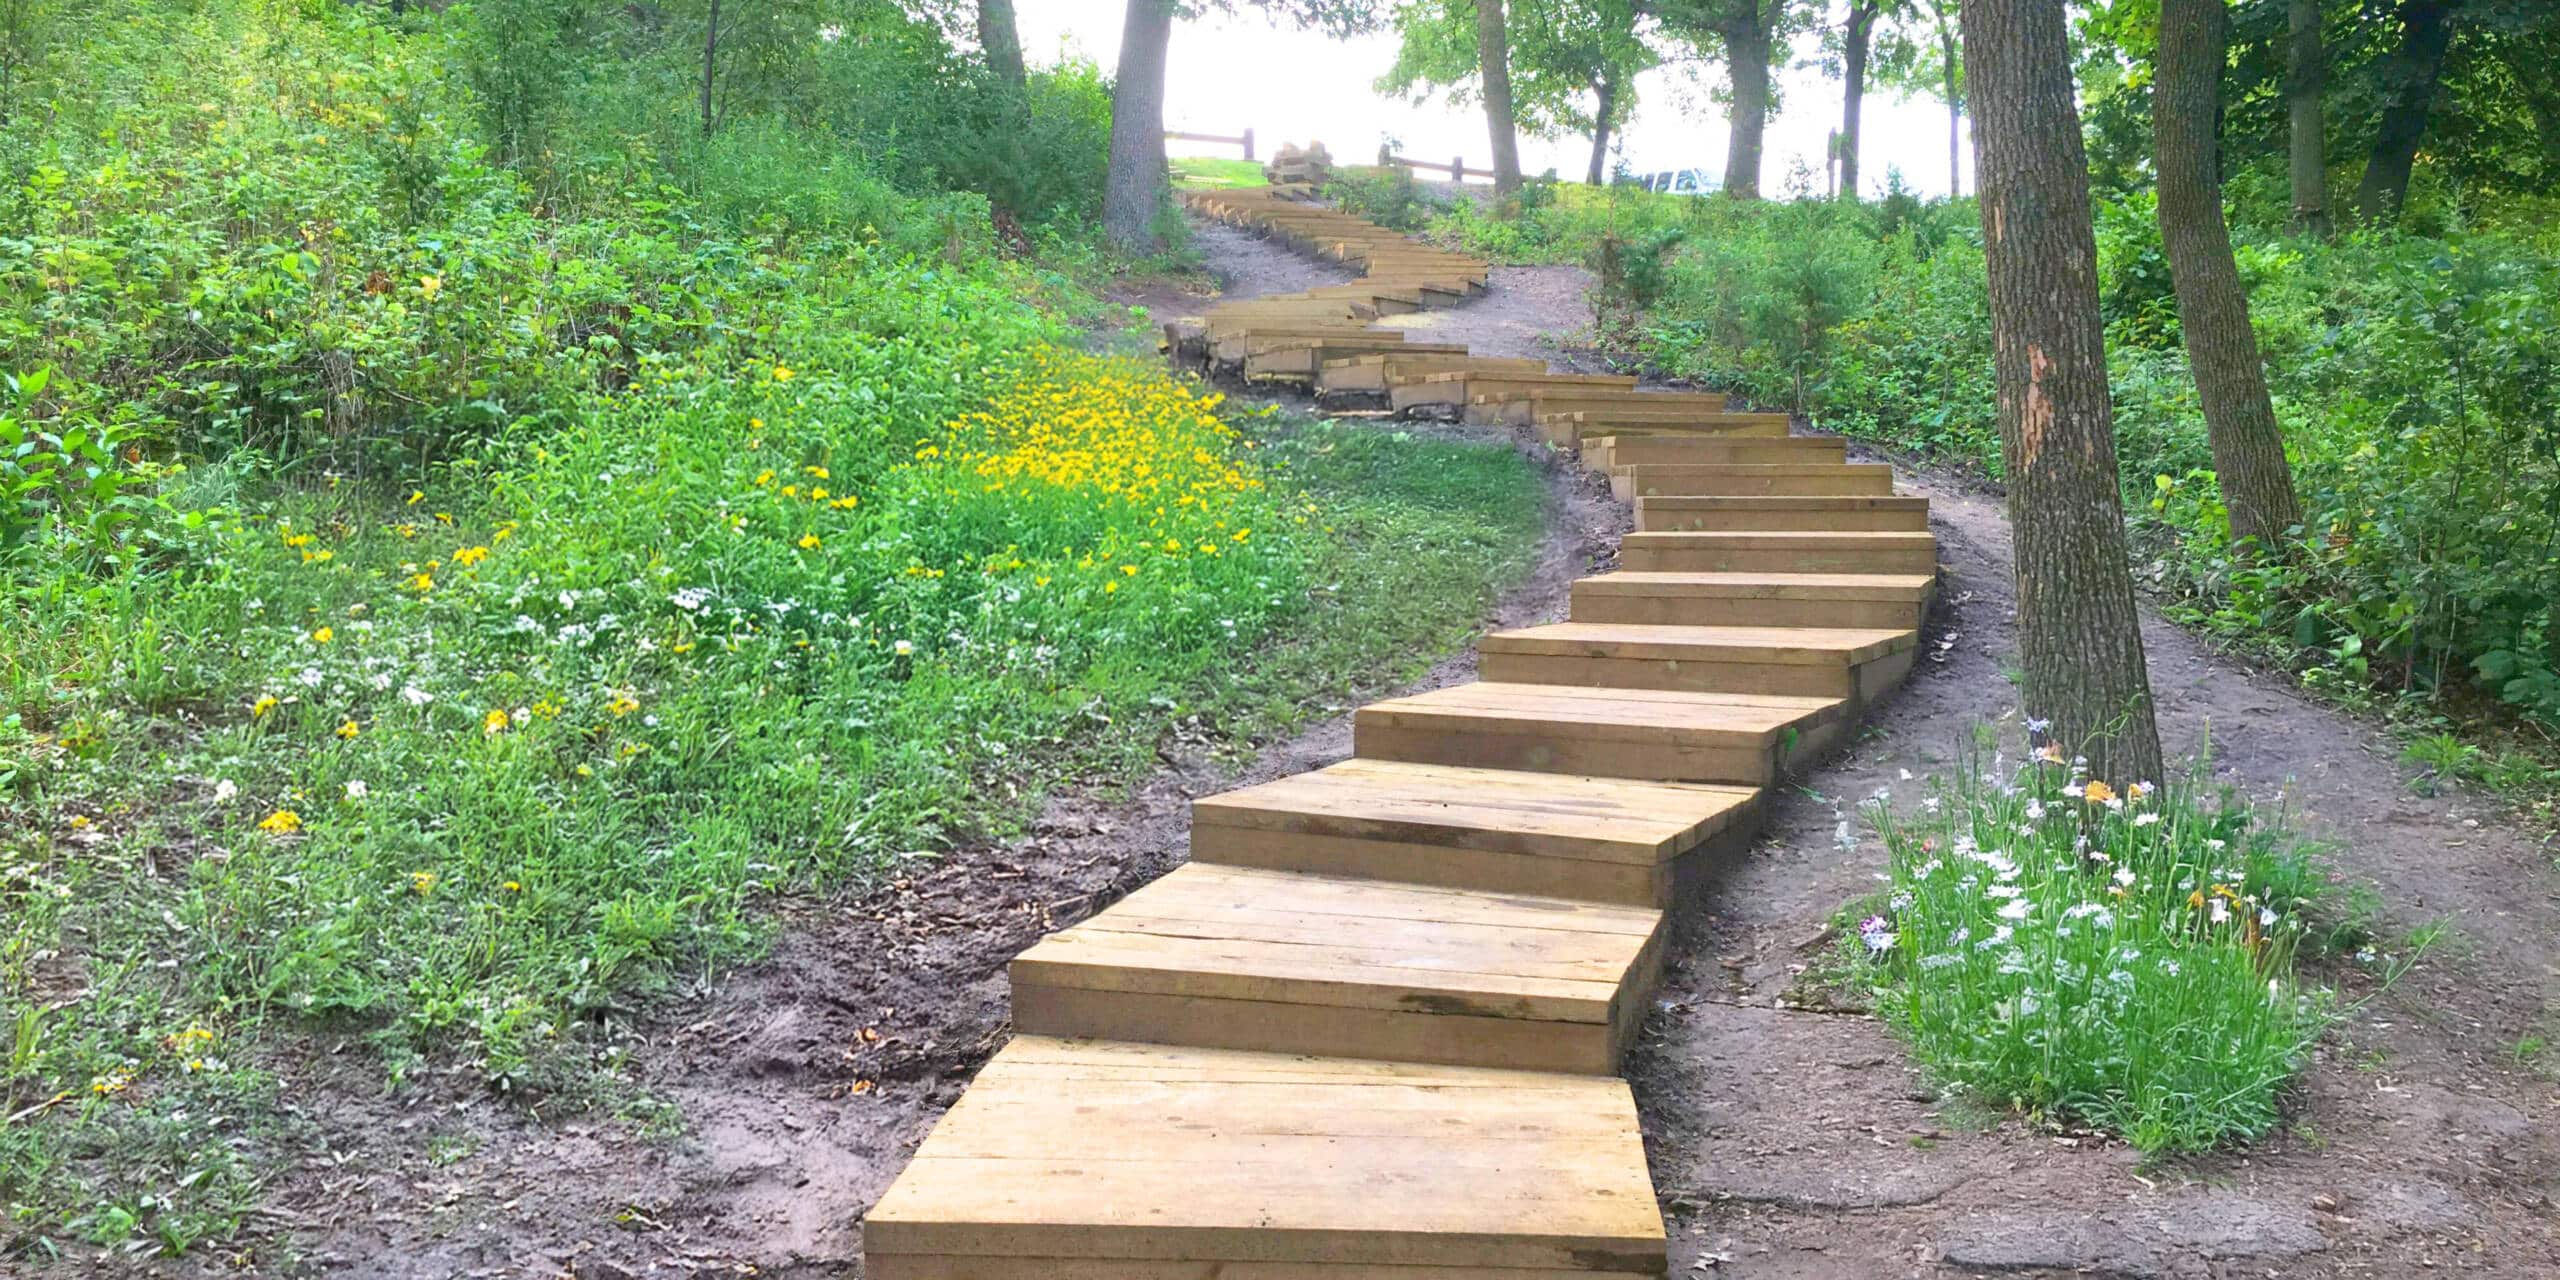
top-left (2, 379), bottom-right (1542, 1258)
top-left (1171, 155), bottom-right (1269, 189)
top-left (1852, 725), bottom-right (2337, 1154)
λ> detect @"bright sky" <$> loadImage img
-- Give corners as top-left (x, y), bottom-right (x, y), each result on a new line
top-left (1019, 3), bottom-right (1977, 198)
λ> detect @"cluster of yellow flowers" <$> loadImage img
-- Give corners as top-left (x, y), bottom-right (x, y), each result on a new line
top-left (909, 348), bottom-right (1271, 580)
top-left (936, 348), bottom-right (1259, 513)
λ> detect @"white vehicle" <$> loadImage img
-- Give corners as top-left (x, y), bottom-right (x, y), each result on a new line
top-left (1627, 167), bottom-right (1721, 196)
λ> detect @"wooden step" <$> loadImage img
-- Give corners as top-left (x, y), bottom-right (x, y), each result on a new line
top-left (1592, 439), bottom-right (1847, 471)
top-left (1318, 353), bottom-right (1547, 396)
top-left (1542, 414), bottom-right (1792, 447)
top-left (1584, 434), bottom-right (1843, 470)
top-left (1391, 371), bottom-right (1637, 416)
top-left (1619, 530), bottom-right (1938, 575)
top-left (1478, 622), bottom-right (1918, 705)
top-left (1571, 571), bottom-right (1936, 630)
top-left (1511, 390), bottom-right (1729, 429)
top-left (1192, 758), bottom-right (1759, 907)
top-left (1612, 462), bottom-right (1896, 499)
top-left (1009, 863), bottom-right (1665, 1074)
top-left (1355, 681), bottom-right (1844, 785)
top-left (1635, 495), bottom-right (1931, 532)
top-left (864, 1037), bottom-right (1670, 1278)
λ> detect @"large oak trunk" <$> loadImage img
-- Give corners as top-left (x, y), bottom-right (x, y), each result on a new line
top-left (1477, 0), bottom-right (1525, 193)
top-left (2286, 0), bottom-right (2329, 235)
top-left (2354, 0), bottom-right (2454, 226)
top-left (2155, 0), bottom-right (2305, 552)
top-left (1958, 0), bottom-right (2164, 784)
top-left (1103, 0), bottom-right (1175, 251)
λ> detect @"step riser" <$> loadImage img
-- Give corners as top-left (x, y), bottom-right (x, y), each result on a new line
top-left (1592, 440), bottom-right (1845, 468)
top-left (1569, 590), bottom-right (1924, 631)
top-left (1190, 824), bottom-right (1671, 908)
top-left (1613, 470), bottom-right (1893, 500)
top-left (1557, 423), bottom-right (1793, 450)
top-left (871, 1261), bottom-right (1668, 1279)
top-left (1635, 507), bottom-right (1929, 533)
top-left (1619, 546), bottom-right (1939, 575)
top-left (1480, 651), bottom-right (1854, 700)
top-left (1355, 715), bottom-right (1832, 787)
top-left (1010, 947), bottom-right (1655, 1076)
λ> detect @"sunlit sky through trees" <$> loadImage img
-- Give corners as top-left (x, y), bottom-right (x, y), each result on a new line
top-left (1022, 2), bottom-right (1977, 196)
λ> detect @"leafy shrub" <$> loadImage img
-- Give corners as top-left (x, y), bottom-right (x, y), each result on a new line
top-left (1323, 164), bottom-right (1444, 233)
top-left (1858, 736), bottom-right (2331, 1153)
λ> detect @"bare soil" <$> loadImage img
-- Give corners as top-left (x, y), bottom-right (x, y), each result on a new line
top-left (126, 214), bottom-right (2559, 1280)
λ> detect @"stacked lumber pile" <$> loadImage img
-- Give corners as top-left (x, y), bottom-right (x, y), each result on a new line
top-left (1261, 139), bottom-right (1334, 187)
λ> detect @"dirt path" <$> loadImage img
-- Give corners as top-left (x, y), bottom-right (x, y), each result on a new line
top-left (1638, 461), bottom-right (2560, 1277)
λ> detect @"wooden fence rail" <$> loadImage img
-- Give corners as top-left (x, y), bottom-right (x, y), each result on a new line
top-left (1167, 128), bottom-right (1256, 160)
top-left (1377, 146), bottom-right (1499, 183)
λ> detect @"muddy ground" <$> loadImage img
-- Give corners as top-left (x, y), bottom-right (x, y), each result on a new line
top-left (139, 217), bottom-right (2559, 1279)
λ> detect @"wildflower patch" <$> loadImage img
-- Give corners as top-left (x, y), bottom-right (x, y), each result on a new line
top-left (1857, 734), bottom-right (2334, 1153)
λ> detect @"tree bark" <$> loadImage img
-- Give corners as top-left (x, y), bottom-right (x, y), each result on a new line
top-left (1720, 2), bottom-right (1772, 198)
top-left (2353, 0), bottom-right (2455, 226)
top-left (1958, 0), bottom-right (2164, 785)
top-left (1941, 22), bottom-right (1962, 197)
top-left (1588, 69), bottom-right (1619, 185)
top-left (1841, 1), bottom-right (1877, 200)
top-left (700, 0), bottom-right (721, 138)
top-left (1476, 0), bottom-right (1526, 193)
top-left (979, 0), bottom-right (1027, 91)
top-left (2286, 0), bottom-right (2329, 235)
top-left (2156, 0), bottom-right (2305, 553)
top-left (1103, 0), bottom-right (1175, 251)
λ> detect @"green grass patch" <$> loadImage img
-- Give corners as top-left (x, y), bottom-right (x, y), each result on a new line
top-left (1852, 729), bottom-right (2336, 1154)
top-left (0, 398), bottom-right (1542, 1256)
top-left (1170, 156), bottom-right (1269, 189)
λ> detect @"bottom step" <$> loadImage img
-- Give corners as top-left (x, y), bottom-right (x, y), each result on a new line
top-left (866, 1037), bottom-right (1669, 1277)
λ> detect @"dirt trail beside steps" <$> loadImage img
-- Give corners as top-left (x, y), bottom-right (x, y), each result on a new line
top-left (225, 214), bottom-right (2558, 1280)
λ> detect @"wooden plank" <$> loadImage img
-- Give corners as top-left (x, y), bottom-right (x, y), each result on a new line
top-left (1194, 760), bottom-right (1756, 867)
top-left (1617, 530), bottom-right (1939, 575)
top-left (865, 1037), bottom-right (1668, 1272)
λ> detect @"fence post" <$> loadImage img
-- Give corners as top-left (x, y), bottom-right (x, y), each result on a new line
top-left (1451, 155), bottom-right (1464, 181)
top-left (1242, 127), bottom-right (1254, 161)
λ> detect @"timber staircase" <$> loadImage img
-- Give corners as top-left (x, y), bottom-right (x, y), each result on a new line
top-left (862, 187), bottom-right (1938, 1277)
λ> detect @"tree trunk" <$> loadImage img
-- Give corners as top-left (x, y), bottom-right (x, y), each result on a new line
top-left (2156, 0), bottom-right (2305, 553)
top-left (979, 0), bottom-right (1027, 91)
top-left (1103, 0), bottom-right (1175, 251)
top-left (2286, 0), bottom-right (2329, 235)
top-left (1588, 70), bottom-right (1619, 185)
top-left (1476, 0), bottom-right (1525, 193)
top-left (1942, 24), bottom-right (1962, 197)
top-left (1958, 0), bottom-right (2165, 785)
top-left (2353, 0), bottom-right (2455, 226)
top-left (1721, 4), bottom-right (1771, 198)
top-left (700, 0), bottom-right (721, 138)
top-left (1840, 2), bottom-right (1876, 200)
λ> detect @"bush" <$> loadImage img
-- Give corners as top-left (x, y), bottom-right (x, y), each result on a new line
top-left (1858, 734), bottom-right (2332, 1153)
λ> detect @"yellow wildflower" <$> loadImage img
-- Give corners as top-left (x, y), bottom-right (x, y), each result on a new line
top-left (409, 870), bottom-right (436, 896)
top-left (483, 709), bottom-right (510, 736)
top-left (252, 695), bottom-right (279, 718)
top-left (798, 533), bottom-right (821, 550)
top-left (258, 810), bottom-right (303, 834)
top-left (310, 626), bottom-right (333, 644)
top-left (335, 720), bottom-right (360, 739)
top-left (2083, 780), bottom-right (2117, 805)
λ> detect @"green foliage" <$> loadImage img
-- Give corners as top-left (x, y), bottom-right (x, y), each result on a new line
top-left (0, 0), bottom-right (1548, 1258)
top-left (1458, 178), bottom-right (2560, 740)
top-left (1323, 164), bottom-right (1449, 233)
top-left (1858, 740), bottom-right (2333, 1154)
